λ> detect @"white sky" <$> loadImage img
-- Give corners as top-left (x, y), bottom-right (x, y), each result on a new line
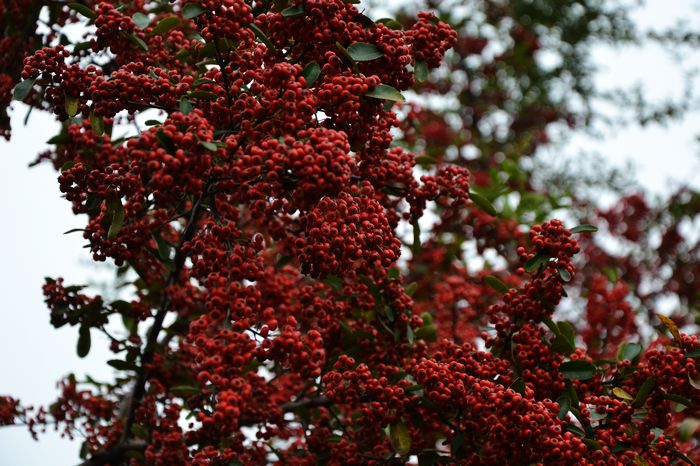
top-left (1, 1), bottom-right (700, 464)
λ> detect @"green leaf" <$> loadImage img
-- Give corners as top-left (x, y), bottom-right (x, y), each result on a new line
top-left (324, 275), bottom-right (343, 291)
top-left (679, 418), bottom-right (700, 442)
top-left (524, 251), bottom-right (550, 273)
top-left (689, 374), bottom-right (700, 390)
top-left (150, 16), bottom-right (180, 35)
top-left (144, 119), bottom-right (161, 126)
top-left (617, 342), bottom-right (643, 362)
top-left (632, 376), bottom-right (656, 408)
top-left (376, 17), bottom-right (403, 30)
top-left (281, 5), bottom-right (305, 17)
top-left (406, 324), bottom-right (414, 344)
top-left (389, 421), bottom-right (411, 456)
top-left (509, 377), bottom-right (526, 395)
top-left (68, 2), bottom-right (97, 20)
top-left (89, 111), bottom-right (104, 136)
top-left (13, 78), bottom-right (35, 101)
top-left (182, 3), bottom-right (204, 19)
top-left (469, 190), bottom-right (497, 216)
top-left (664, 393), bottom-right (692, 408)
top-left (405, 282), bottom-right (418, 297)
top-left (107, 359), bottom-right (134, 370)
top-left (415, 60), bottom-right (429, 82)
top-left (387, 267), bottom-right (399, 280)
top-left (64, 94), bottom-right (79, 117)
top-left (484, 275), bottom-right (508, 293)
top-left (132, 12), bottom-right (149, 29)
top-left (556, 395), bottom-right (571, 420)
top-left (107, 198), bottom-right (126, 239)
top-left (178, 97), bottom-right (193, 115)
top-left (73, 41), bottom-right (92, 52)
top-left (558, 266), bottom-right (572, 282)
top-left (347, 42), bottom-right (383, 61)
top-left (189, 90), bottom-right (218, 100)
top-left (672, 449), bottom-right (697, 466)
top-left (687, 349), bottom-right (700, 359)
top-left (47, 133), bottom-right (71, 145)
top-left (156, 130), bottom-right (175, 151)
top-left (582, 438), bottom-right (603, 451)
top-left (551, 321), bottom-right (576, 355)
top-left (612, 387), bottom-right (634, 401)
top-left (127, 32), bottom-right (149, 51)
top-left (334, 42), bottom-right (359, 72)
top-left (570, 224), bottom-right (598, 234)
top-left (365, 84), bottom-right (405, 102)
top-left (171, 385), bottom-right (201, 395)
top-left (77, 326), bottom-right (91, 358)
top-left (560, 360), bottom-right (597, 380)
top-left (302, 61), bottom-right (321, 87)
top-left (199, 140), bottom-right (218, 152)
top-left (248, 23), bottom-right (277, 53)
top-left (275, 255), bottom-right (293, 269)
top-left (404, 384), bottom-right (424, 392)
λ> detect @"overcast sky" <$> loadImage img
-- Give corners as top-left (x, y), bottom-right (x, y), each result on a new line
top-left (1, 1), bottom-right (700, 465)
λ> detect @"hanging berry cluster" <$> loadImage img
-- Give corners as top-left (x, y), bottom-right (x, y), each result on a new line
top-left (3, 1), bottom-right (700, 465)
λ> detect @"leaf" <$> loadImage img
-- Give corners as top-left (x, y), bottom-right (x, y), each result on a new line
top-left (672, 449), bottom-right (697, 466)
top-left (150, 16), bottom-right (180, 36)
top-left (689, 374), bottom-right (700, 390)
top-left (524, 251), bottom-right (550, 273)
top-left (558, 266), bottom-right (572, 282)
top-left (405, 282), bottom-right (418, 297)
top-left (664, 393), bottom-right (692, 408)
top-left (199, 140), bottom-right (218, 152)
top-left (324, 275), bottom-right (343, 291)
top-left (64, 94), bottom-right (79, 117)
top-left (376, 17), bottom-right (403, 30)
top-left (618, 342), bottom-right (643, 362)
top-left (364, 84), bottom-right (405, 102)
top-left (156, 130), bottom-right (175, 151)
top-left (73, 41), bottom-right (92, 52)
top-left (107, 359), bottom-right (133, 370)
top-left (387, 267), bottom-right (399, 280)
top-left (556, 395), bottom-right (571, 420)
top-left (144, 119), bottom-right (161, 126)
top-left (551, 320), bottom-right (576, 355)
top-left (281, 5), bottom-right (305, 17)
top-left (389, 421), bottom-right (411, 456)
top-left (302, 61), bottom-right (321, 87)
top-left (188, 90), bottom-right (218, 100)
top-left (13, 78), bottom-right (35, 101)
top-left (687, 349), bottom-right (700, 359)
top-left (570, 224), bottom-right (598, 234)
top-left (657, 313), bottom-right (682, 344)
top-left (63, 228), bottom-right (84, 235)
top-left (404, 384), bottom-right (424, 392)
top-left (484, 275), bottom-right (508, 293)
top-left (612, 387), bottom-right (634, 401)
top-left (469, 190), bottom-right (497, 216)
top-left (560, 360), bottom-right (597, 380)
top-left (107, 198), bottom-right (126, 239)
top-left (132, 12), bottom-right (149, 29)
top-left (171, 385), bottom-right (201, 395)
top-left (77, 326), bottom-right (91, 358)
top-left (632, 376), bottom-right (656, 408)
top-left (582, 439), bottom-right (603, 451)
top-left (679, 418), bottom-right (700, 442)
top-left (406, 324), bottom-right (414, 344)
top-left (47, 133), bottom-right (71, 145)
top-left (415, 59), bottom-right (429, 82)
top-left (509, 377), bottom-right (526, 395)
top-left (275, 255), bottom-right (293, 269)
top-left (248, 23), bottom-right (277, 53)
top-left (347, 42), bottom-right (384, 61)
top-left (127, 32), bottom-right (149, 51)
top-left (89, 112), bottom-right (104, 136)
top-left (182, 3), bottom-right (204, 19)
top-left (68, 2), bottom-right (97, 20)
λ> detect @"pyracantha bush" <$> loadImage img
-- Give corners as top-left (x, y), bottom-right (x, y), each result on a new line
top-left (3, 0), bottom-right (700, 465)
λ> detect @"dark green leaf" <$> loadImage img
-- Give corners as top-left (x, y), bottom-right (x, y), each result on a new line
top-left (664, 393), bottom-right (692, 408)
top-left (144, 119), bottom-right (161, 126)
top-left (189, 90), bottom-right (218, 100)
top-left (107, 198), bottom-right (126, 239)
top-left (406, 324), bottom-right (414, 344)
top-left (77, 326), bottom-right (91, 358)
top-left (179, 97), bottom-right (193, 115)
top-left (560, 360), bottom-right (597, 380)
top-left (275, 255), bottom-right (293, 269)
top-left (248, 23), bottom-right (276, 53)
top-left (127, 32), bottom-right (149, 51)
top-left (570, 224), bottom-right (598, 234)
top-left (387, 267), bottom-right (400, 280)
top-left (687, 349), bottom-right (700, 359)
top-left (404, 384), bottom-right (424, 392)
top-left (583, 439), bottom-right (603, 450)
top-left (484, 275), bottom-right (509, 293)
top-left (132, 12), bottom-right (149, 29)
top-left (469, 190), bottom-right (497, 215)
top-left (73, 41), bottom-right (92, 52)
top-left (13, 78), bottom-right (35, 101)
top-left (89, 111), bottom-right (104, 136)
top-left (156, 130), bottom-right (175, 151)
top-left (347, 42), bottom-right (383, 61)
top-left (524, 251), bottom-right (550, 273)
top-left (281, 5), bottom-right (305, 17)
top-left (182, 3), bottom-right (204, 19)
top-left (672, 449), bottom-right (697, 466)
top-left (617, 342), bottom-right (643, 362)
top-left (150, 16), bottom-right (180, 35)
top-left (324, 275), bottom-right (343, 291)
top-left (365, 84), bottom-right (405, 102)
top-left (107, 359), bottom-right (133, 370)
top-left (302, 61), bottom-right (321, 87)
top-left (510, 377), bottom-right (526, 395)
top-left (632, 376), bottom-right (656, 408)
top-left (376, 17), bottom-right (403, 30)
top-left (63, 228), bottom-right (84, 235)
top-left (679, 418), bottom-right (700, 442)
top-left (415, 60), bottom-right (429, 82)
top-left (47, 133), bottom-right (71, 145)
top-left (171, 385), bottom-right (201, 395)
top-left (556, 395), bottom-right (571, 419)
top-left (68, 2), bottom-right (97, 20)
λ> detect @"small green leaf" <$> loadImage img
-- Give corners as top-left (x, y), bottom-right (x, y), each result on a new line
top-left (560, 360), bottom-right (597, 380)
top-left (150, 16), bottom-right (180, 35)
top-left (48, 134), bottom-right (71, 145)
top-left (556, 395), bottom-right (571, 419)
top-left (404, 384), bottom-right (424, 393)
top-left (77, 326), bottom-right (91, 358)
top-left (107, 359), bottom-right (133, 370)
top-left (302, 61), bottom-right (321, 87)
top-left (415, 60), bottom-right (429, 82)
top-left (275, 255), bottom-right (293, 269)
top-left (679, 418), bottom-right (700, 442)
top-left (182, 3), bottom-right (204, 19)
top-left (406, 324), bottom-right (414, 344)
top-left (672, 449), bottom-right (697, 466)
top-left (510, 377), bottom-right (526, 395)
top-left (687, 349), bottom-right (700, 359)
top-left (664, 393), bottom-right (692, 408)
top-left (127, 32), bottom-right (149, 51)
top-left (281, 5), bottom-right (305, 17)
top-left (484, 275), bottom-right (508, 293)
top-left (189, 90), bottom-right (218, 100)
top-left (64, 94), bottom-right (79, 117)
top-left (132, 12), bottom-right (149, 29)
top-left (248, 23), bottom-right (277, 53)
top-left (469, 190), bottom-right (497, 216)
top-left (389, 421), bottom-right (411, 456)
top-left (524, 251), bottom-right (549, 273)
top-left (612, 387), bottom-right (634, 401)
top-left (68, 2), bottom-right (97, 20)
top-left (73, 41), bottom-right (92, 52)
top-left (89, 111), bottom-right (104, 136)
top-left (171, 385), bottom-right (201, 395)
top-left (582, 438), bottom-right (603, 451)
top-left (364, 84), bottom-right (405, 102)
top-left (618, 342), bottom-right (643, 362)
top-left (199, 140), bottom-right (218, 152)
top-left (13, 78), bottom-right (36, 101)
top-left (387, 267), bottom-right (399, 280)
top-left (324, 275), bottom-right (343, 291)
top-left (179, 97), bottom-right (194, 115)
top-left (346, 42), bottom-right (384, 61)
top-left (144, 119), bottom-right (162, 126)
top-left (405, 282), bottom-right (418, 297)
top-left (558, 266), bottom-right (572, 282)
top-left (689, 374), bottom-right (700, 390)
top-left (632, 376), bottom-right (656, 408)
top-left (570, 224), bottom-right (598, 234)
top-left (107, 198), bottom-right (126, 239)
top-left (376, 17), bottom-right (403, 30)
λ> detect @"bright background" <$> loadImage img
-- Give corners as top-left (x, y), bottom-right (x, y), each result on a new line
top-left (1, 0), bottom-right (700, 464)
